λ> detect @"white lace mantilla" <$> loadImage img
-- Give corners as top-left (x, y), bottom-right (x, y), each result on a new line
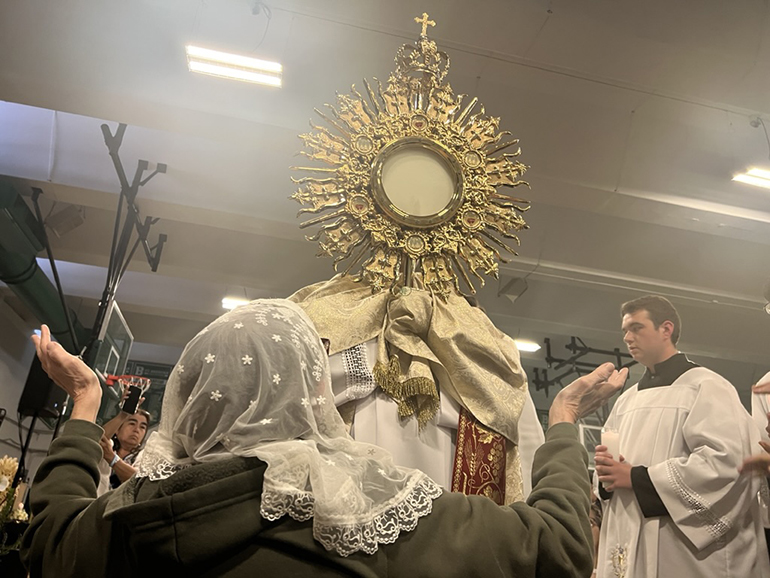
top-left (261, 474), bottom-right (443, 556)
top-left (133, 299), bottom-right (445, 558)
top-left (138, 447), bottom-right (444, 557)
top-left (134, 442), bottom-right (190, 481)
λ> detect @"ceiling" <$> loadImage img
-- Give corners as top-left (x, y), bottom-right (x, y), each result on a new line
top-left (1, 0), bottom-right (769, 401)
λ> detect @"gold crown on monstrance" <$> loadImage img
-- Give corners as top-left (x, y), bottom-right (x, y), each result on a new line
top-left (393, 13), bottom-right (449, 84)
top-left (290, 14), bottom-right (530, 299)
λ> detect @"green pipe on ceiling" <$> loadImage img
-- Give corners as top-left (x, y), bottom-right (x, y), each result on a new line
top-left (0, 180), bottom-right (87, 354)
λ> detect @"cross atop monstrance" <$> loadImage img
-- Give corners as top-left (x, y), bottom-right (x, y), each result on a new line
top-left (414, 12), bottom-right (436, 37)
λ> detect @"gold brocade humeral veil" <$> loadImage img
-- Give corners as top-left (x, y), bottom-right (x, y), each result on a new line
top-left (289, 274), bottom-right (528, 502)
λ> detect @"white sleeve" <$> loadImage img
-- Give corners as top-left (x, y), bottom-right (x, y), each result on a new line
top-left (648, 376), bottom-right (762, 551)
top-left (517, 389), bottom-right (545, 497)
top-left (751, 371), bottom-right (770, 527)
top-left (751, 391), bottom-right (770, 444)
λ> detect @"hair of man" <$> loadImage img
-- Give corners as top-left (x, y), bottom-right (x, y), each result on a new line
top-left (620, 295), bottom-right (681, 345)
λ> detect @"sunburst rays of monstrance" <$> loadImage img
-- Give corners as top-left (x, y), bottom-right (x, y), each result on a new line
top-left (291, 13), bottom-right (530, 299)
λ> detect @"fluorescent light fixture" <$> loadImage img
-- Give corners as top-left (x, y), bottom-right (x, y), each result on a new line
top-left (733, 167), bottom-right (770, 189)
top-left (514, 339), bottom-right (541, 353)
top-left (222, 297), bottom-right (251, 310)
top-left (747, 167), bottom-right (770, 180)
top-left (186, 45), bottom-right (282, 87)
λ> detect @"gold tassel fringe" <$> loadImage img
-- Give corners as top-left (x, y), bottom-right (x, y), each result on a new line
top-left (373, 355), bottom-right (440, 430)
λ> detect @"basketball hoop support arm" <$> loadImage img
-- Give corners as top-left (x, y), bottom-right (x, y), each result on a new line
top-left (83, 123), bottom-right (167, 365)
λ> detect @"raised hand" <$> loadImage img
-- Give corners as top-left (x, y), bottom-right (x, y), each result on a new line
top-left (550, 363), bottom-right (628, 425)
top-left (118, 385), bottom-right (145, 412)
top-left (31, 325), bottom-right (102, 421)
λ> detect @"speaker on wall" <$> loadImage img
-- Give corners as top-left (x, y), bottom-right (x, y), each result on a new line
top-left (17, 355), bottom-right (67, 419)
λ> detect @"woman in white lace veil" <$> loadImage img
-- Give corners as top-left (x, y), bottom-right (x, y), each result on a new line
top-left (133, 298), bottom-right (441, 556)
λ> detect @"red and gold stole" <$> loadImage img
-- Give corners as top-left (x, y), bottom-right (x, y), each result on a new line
top-left (451, 407), bottom-right (507, 505)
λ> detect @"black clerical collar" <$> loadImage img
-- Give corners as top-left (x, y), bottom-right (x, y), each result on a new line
top-left (638, 353), bottom-right (700, 391)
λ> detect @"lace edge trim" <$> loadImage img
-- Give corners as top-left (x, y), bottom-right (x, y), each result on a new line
top-left (260, 475), bottom-right (443, 556)
top-left (138, 458), bottom-right (445, 557)
top-left (135, 457), bottom-right (191, 481)
top-left (665, 460), bottom-right (732, 540)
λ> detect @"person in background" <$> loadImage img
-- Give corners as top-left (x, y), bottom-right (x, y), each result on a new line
top-left (742, 372), bottom-right (770, 475)
top-left (750, 371), bottom-right (770, 454)
top-left (594, 295), bottom-right (769, 578)
top-left (21, 300), bottom-right (626, 578)
top-left (94, 391), bottom-right (149, 495)
top-left (100, 409), bottom-right (150, 489)
top-left (743, 371), bottom-right (770, 559)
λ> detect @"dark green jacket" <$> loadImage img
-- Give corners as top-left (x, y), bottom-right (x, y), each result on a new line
top-left (21, 420), bottom-right (593, 577)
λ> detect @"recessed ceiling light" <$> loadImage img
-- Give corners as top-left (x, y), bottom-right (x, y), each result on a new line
top-left (186, 45), bottom-right (282, 87)
top-left (222, 297), bottom-right (251, 310)
top-left (514, 339), bottom-right (541, 352)
top-left (733, 168), bottom-right (770, 189)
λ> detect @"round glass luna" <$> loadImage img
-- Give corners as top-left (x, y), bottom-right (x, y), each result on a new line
top-left (370, 137), bottom-right (464, 228)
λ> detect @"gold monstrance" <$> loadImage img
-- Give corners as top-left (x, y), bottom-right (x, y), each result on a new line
top-left (291, 14), bottom-right (530, 299)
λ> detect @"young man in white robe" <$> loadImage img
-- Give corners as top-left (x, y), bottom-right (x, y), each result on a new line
top-left (751, 371), bottom-right (770, 449)
top-left (594, 295), bottom-right (769, 578)
top-left (746, 370), bottom-right (770, 554)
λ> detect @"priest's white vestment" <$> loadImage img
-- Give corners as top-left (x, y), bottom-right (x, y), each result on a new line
top-left (750, 370), bottom-right (770, 529)
top-left (328, 339), bottom-right (545, 496)
top-left (597, 367), bottom-right (769, 578)
top-left (750, 370), bottom-right (770, 445)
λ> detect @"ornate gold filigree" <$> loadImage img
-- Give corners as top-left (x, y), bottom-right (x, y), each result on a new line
top-left (610, 544), bottom-right (628, 578)
top-left (291, 14), bottom-right (530, 298)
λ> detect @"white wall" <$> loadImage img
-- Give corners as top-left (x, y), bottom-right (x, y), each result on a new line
top-left (0, 303), bottom-right (54, 483)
